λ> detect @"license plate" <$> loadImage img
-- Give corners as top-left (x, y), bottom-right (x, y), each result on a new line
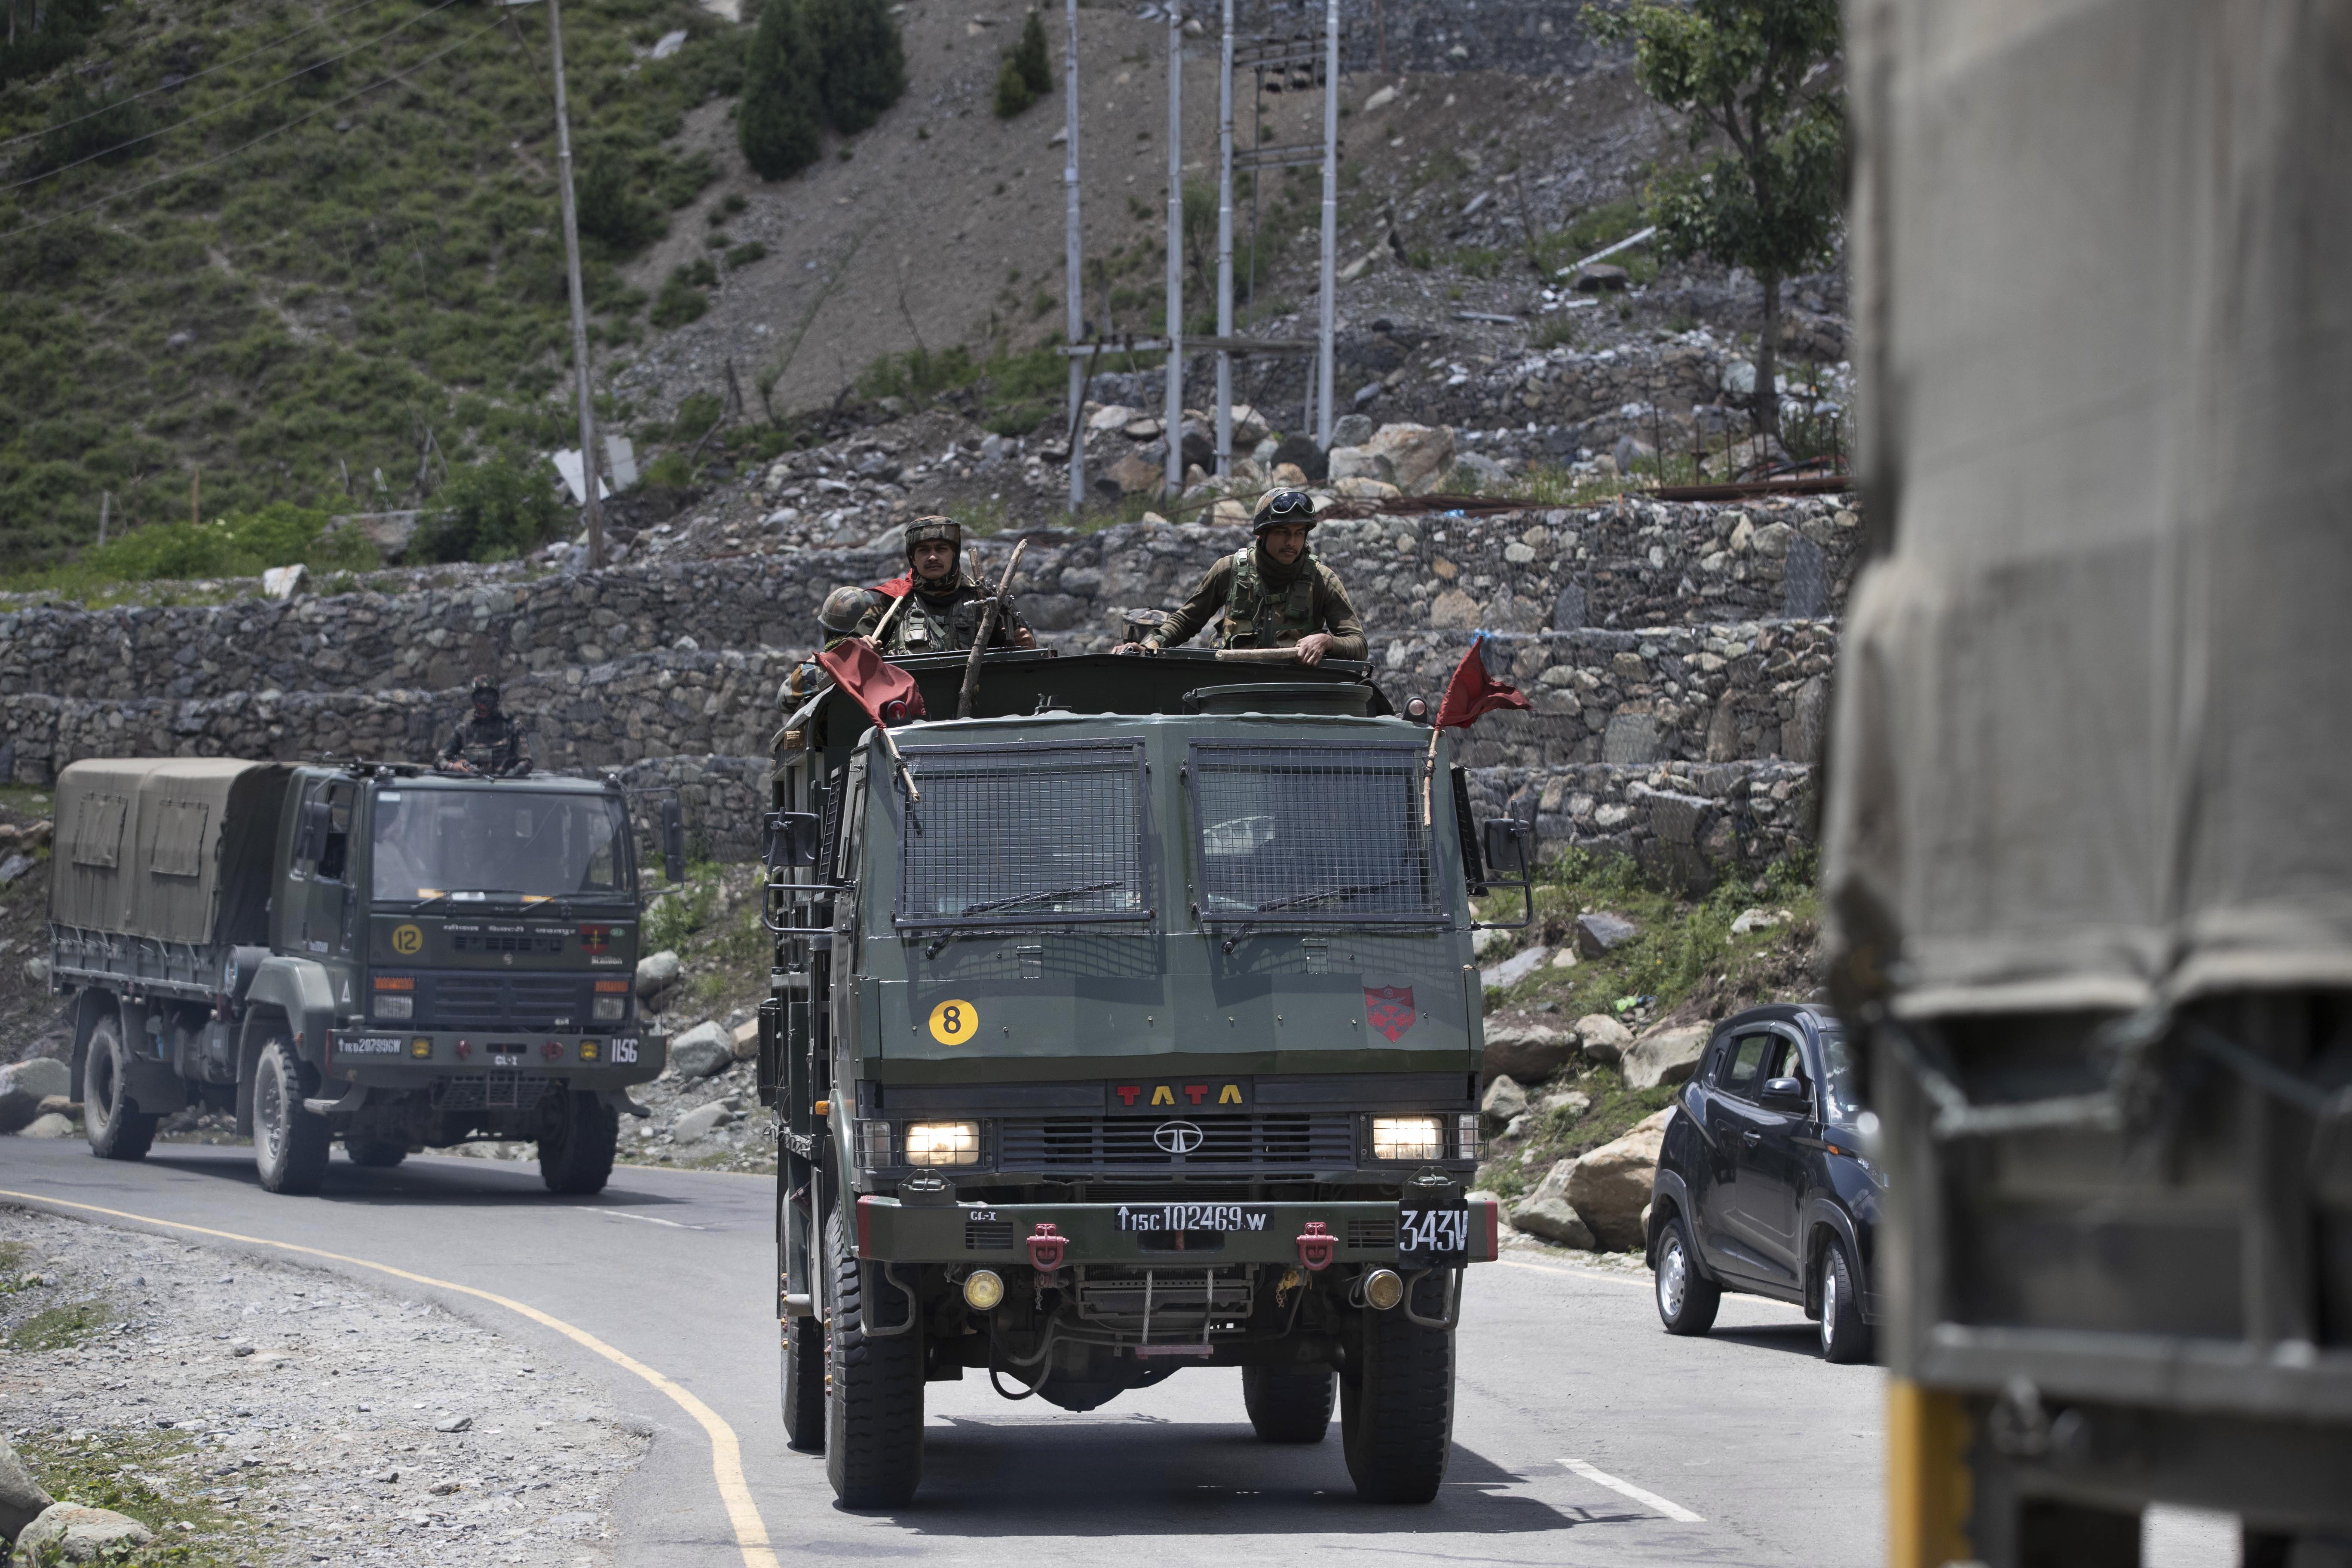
top-left (1115, 1204), bottom-right (1270, 1234)
top-left (1398, 1198), bottom-right (1470, 1266)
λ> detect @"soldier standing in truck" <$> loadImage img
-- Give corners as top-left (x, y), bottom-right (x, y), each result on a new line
top-left (440, 674), bottom-right (532, 775)
top-left (861, 518), bottom-right (1036, 655)
top-left (1115, 488), bottom-right (1366, 665)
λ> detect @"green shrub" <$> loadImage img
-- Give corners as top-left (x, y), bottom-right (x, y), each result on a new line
top-left (576, 150), bottom-right (665, 252)
top-left (649, 269), bottom-right (710, 328)
top-left (723, 240), bottom-right (769, 269)
top-left (992, 55), bottom-right (1035, 118)
top-left (25, 77), bottom-right (154, 181)
top-left (408, 456), bottom-right (564, 563)
top-left (1014, 10), bottom-right (1052, 97)
top-left (807, 0), bottom-right (906, 134)
top-left (739, 0), bottom-right (824, 180)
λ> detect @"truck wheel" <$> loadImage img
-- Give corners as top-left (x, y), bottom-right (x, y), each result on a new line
top-left (1339, 1277), bottom-right (1456, 1504)
top-left (1654, 1215), bottom-right (1721, 1336)
top-left (1243, 1365), bottom-right (1335, 1442)
top-left (83, 1014), bottom-right (159, 1163)
top-left (822, 1209), bottom-right (923, 1508)
top-left (782, 1315), bottom-right (826, 1452)
top-left (252, 1037), bottom-right (331, 1195)
top-left (345, 1139), bottom-right (408, 1169)
top-left (539, 1092), bottom-right (618, 1195)
top-left (1817, 1236), bottom-right (1873, 1365)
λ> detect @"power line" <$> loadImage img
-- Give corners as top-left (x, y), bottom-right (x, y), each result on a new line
top-left (0, 15), bottom-right (506, 240)
top-left (1, 0), bottom-right (468, 194)
top-left (0, 0), bottom-right (404, 154)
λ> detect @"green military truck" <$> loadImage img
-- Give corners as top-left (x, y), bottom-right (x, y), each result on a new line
top-left (756, 649), bottom-right (1527, 1508)
top-left (46, 758), bottom-right (674, 1195)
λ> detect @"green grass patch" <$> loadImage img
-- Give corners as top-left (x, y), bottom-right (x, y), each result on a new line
top-left (12, 1427), bottom-right (252, 1566)
top-left (1476, 1066), bottom-right (1678, 1201)
top-left (9, 1299), bottom-right (112, 1351)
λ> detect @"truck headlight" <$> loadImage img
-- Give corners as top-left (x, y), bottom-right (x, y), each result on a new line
top-left (371, 994), bottom-right (413, 1020)
top-left (592, 995), bottom-right (628, 1022)
top-left (903, 1121), bottom-right (981, 1167)
top-left (1371, 1115), bottom-right (1444, 1161)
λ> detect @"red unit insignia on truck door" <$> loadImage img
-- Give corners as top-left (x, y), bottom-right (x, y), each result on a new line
top-left (1364, 986), bottom-right (1415, 1042)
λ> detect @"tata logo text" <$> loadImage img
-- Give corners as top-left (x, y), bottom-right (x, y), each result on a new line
top-left (1152, 1121), bottom-right (1205, 1155)
top-left (1115, 1081), bottom-right (1245, 1109)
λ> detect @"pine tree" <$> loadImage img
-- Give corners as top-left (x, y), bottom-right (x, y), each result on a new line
top-left (806, 0), bottom-right (906, 135)
top-left (1014, 10), bottom-right (1051, 98)
top-left (738, 0), bottom-right (823, 181)
top-left (992, 55), bottom-right (1033, 119)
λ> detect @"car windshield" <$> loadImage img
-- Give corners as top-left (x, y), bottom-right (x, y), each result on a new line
top-left (370, 788), bottom-right (631, 902)
top-left (1818, 1022), bottom-right (1866, 1130)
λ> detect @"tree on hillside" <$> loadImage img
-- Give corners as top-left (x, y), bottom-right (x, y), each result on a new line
top-left (806, 0), bottom-right (906, 135)
top-left (1588, 0), bottom-right (1843, 439)
top-left (739, 0), bottom-right (823, 180)
top-left (1014, 10), bottom-right (1051, 98)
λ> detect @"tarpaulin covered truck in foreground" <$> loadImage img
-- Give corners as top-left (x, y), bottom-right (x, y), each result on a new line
top-left (1829, 2), bottom-right (2352, 1562)
top-left (47, 758), bottom-right (672, 1194)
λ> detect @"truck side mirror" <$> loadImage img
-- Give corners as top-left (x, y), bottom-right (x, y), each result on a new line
top-left (293, 799), bottom-right (330, 864)
top-left (763, 811), bottom-right (823, 871)
top-left (660, 796), bottom-right (686, 885)
top-left (1482, 817), bottom-right (1534, 873)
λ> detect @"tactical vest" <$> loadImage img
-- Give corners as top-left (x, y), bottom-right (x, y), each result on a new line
top-left (454, 713), bottom-right (523, 772)
top-left (888, 588), bottom-right (996, 654)
top-left (1220, 549), bottom-right (1321, 648)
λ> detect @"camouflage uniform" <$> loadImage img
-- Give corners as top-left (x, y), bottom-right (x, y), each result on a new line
top-left (857, 517), bottom-right (1033, 655)
top-left (1146, 546), bottom-right (1367, 658)
top-left (441, 707), bottom-right (530, 775)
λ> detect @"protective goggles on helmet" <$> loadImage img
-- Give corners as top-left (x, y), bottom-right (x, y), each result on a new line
top-left (1253, 489), bottom-right (1316, 527)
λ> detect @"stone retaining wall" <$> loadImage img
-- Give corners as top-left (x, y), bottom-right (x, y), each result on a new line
top-left (1465, 760), bottom-right (1819, 894)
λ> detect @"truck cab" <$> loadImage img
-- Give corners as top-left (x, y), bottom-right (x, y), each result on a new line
top-left (759, 650), bottom-right (1527, 1508)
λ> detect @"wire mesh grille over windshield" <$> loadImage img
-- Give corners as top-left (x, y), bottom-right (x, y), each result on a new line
top-left (896, 742), bottom-right (1148, 925)
top-left (1188, 742), bottom-right (1438, 923)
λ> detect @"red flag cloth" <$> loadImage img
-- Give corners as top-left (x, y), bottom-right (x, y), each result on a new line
top-left (870, 573), bottom-right (912, 598)
top-left (818, 637), bottom-right (927, 726)
top-left (1434, 635), bottom-right (1531, 729)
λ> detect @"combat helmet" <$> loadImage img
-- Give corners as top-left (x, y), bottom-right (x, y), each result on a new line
top-left (1250, 487), bottom-right (1319, 534)
top-left (904, 515), bottom-right (963, 584)
top-left (819, 585), bottom-right (882, 637)
top-left (469, 674), bottom-right (499, 705)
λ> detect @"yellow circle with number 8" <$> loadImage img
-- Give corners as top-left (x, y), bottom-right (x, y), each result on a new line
top-left (928, 998), bottom-right (979, 1046)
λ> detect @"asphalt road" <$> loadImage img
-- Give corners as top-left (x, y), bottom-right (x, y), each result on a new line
top-left (1, 1138), bottom-right (1886, 1568)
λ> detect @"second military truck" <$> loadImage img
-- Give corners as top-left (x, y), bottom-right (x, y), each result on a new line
top-left (759, 650), bottom-right (1524, 1507)
top-left (47, 757), bottom-right (673, 1194)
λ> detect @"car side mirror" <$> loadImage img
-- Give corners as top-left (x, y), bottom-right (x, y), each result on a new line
top-left (1761, 1076), bottom-right (1809, 1107)
top-left (763, 811), bottom-right (823, 871)
top-left (660, 796), bottom-right (686, 885)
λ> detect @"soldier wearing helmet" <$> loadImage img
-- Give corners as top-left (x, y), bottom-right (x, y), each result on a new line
top-left (818, 585), bottom-right (884, 652)
top-left (440, 674), bottom-right (532, 775)
top-left (861, 516), bottom-right (1036, 655)
top-left (1115, 487), bottom-right (1366, 665)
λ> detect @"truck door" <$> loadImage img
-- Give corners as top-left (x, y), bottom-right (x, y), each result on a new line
top-left (1727, 1029), bottom-right (1809, 1289)
top-left (289, 777), bottom-right (361, 1008)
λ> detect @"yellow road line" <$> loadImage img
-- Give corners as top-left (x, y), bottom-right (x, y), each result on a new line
top-left (0, 1187), bottom-right (778, 1568)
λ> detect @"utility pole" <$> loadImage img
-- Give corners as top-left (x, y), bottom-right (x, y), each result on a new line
top-left (1316, 0), bottom-right (1338, 446)
top-left (1063, 0), bottom-right (1085, 513)
top-left (1162, 0), bottom-right (1185, 499)
top-left (1214, 0), bottom-right (1234, 477)
top-left (545, 0), bottom-right (603, 567)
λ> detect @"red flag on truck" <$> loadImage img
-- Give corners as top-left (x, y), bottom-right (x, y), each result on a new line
top-left (818, 637), bottom-right (927, 726)
top-left (870, 573), bottom-right (913, 598)
top-left (1434, 634), bottom-right (1531, 729)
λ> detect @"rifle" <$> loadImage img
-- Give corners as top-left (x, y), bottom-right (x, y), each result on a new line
top-left (956, 539), bottom-right (1029, 720)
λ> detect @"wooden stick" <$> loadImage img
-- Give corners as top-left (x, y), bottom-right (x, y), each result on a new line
top-left (867, 582), bottom-right (913, 648)
top-left (1211, 646), bottom-right (1302, 664)
top-left (956, 539), bottom-right (1029, 720)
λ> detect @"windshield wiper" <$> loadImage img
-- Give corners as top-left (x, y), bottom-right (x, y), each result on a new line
top-left (1255, 878), bottom-right (1400, 913)
top-left (959, 880), bottom-right (1123, 916)
top-left (407, 892), bottom-right (450, 912)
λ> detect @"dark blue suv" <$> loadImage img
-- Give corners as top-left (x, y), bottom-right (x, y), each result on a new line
top-left (1644, 1003), bottom-right (1883, 1362)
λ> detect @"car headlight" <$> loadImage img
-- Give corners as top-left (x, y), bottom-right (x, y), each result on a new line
top-left (371, 994), bottom-right (413, 1020)
top-left (1371, 1115), bottom-right (1445, 1162)
top-left (591, 995), bottom-right (628, 1022)
top-left (903, 1121), bottom-right (981, 1167)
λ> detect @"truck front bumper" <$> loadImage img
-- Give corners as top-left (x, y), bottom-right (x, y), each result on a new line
top-left (854, 1196), bottom-right (1501, 1268)
top-left (322, 1026), bottom-right (667, 1089)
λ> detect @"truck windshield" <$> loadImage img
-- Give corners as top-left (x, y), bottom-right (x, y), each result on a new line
top-left (371, 789), bottom-right (632, 903)
top-left (895, 741), bottom-right (1148, 926)
top-left (1818, 1023), bottom-right (1866, 1130)
top-left (1188, 742), bottom-right (1439, 924)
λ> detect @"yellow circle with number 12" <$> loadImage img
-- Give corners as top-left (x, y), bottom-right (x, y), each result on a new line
top-left (928, 998), bottom-right (979, 1046)
top-left (391, 924), bottom-right (424, 956)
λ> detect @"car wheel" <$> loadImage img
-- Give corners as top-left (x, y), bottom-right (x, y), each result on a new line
top-left (1818, 1235), bottom-right (1873, 1364)
top-left (252, 1036), bottom-right (331, 1195)
top-left (1654, 1215), bottom-right (1721, 1336)
top-left (82, 1014), bottom-right (159, 1162)
top-left (1243, 1365), bottom-right (1335, 1443)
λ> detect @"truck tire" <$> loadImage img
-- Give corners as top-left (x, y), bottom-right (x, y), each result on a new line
top-left (1243, 1365), bottom-right (1335, 1443)
top-left (823, 1209), bottom-right (923, 1508)
top-left (782, 1315), bottom-right (825, 1452)
top-left (1340, 1279), bottom-right (1456, 1504)
top-left (252, 1036), bottom-right (332, 1195)
top-left (83, 1014), bottom-right (160, 1163)
top-left (345, 1139), bottom-right (408, 1169)
top-left (539, 1092), bottom-right (618, 1195)
top-left (1817, 1235), bottom-right (1872, 1365)
top-left (1654, 1215), bottom-right (1721, 1337)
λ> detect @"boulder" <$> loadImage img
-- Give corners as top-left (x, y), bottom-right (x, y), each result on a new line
top-left (668, 1023), bottom-right (732, 1080)
top-left (1429, 588), bottom-right (1481, 629)
top-left (1479, 1074), bottom-right (1527, 1132)
top-left (1102, 454), bottom-right (1162, 495)
top-left (1729, 906), bottom-right (1789, 936)
top-left (0, 1059), bottom-right (73, 1134)
top-left (1564, 1107), bottom-right (1675, 1250)
top-left (11, 1503), bottom-right (152, 1562)
top-left (1447, 451), bottom-right (1510, 491)
top-left (1087, 403), bottom-right (1136, 433)
top-left (1510, 1197), bottom-right (1596, 1249)
top-left (1329, 412), bottom-right (1374, 447)
top-left (1575, 1013), bottom-right (1632, 1063)
top-left (673, 1102), bottom-right (733, 1142)
top-left (0, 855), bottom-right (31, 888)
top-left (1480, 945), bottom-right (1549, 989)
top-left (1366, 423), bottom-right (1455, 493)
top-left (0, 1434), bottom-right (54, 1542)
top-left (1330, 476), bottom-right (1402, 501)
top-left (1326, 446), bottom-right (1396, 485)
top-left (1481, 1026), bottom-right (1578, 1085)
top-left (1470, 927), bottom-right (1514, 959)
top-left (18, 1114), bottom-right (72, 1139)
top-left (1623, 1023), bottom-right (1711, 1090)
top-left (1536, 1087), bottom-right (1592, 1118)
top-left (729, 1018), bottom-right (761, 1062)
top-left (1574, 912), bottom-right (1640, 956)
top-left (261, 563), bottom-right (308, 600)
top-left (634, 950), bottom-right (682, 998)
